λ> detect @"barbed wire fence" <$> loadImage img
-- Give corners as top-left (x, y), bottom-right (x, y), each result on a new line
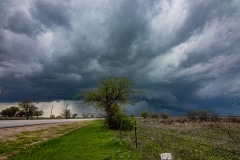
top-left (118, 119), bottom-right (240, 160)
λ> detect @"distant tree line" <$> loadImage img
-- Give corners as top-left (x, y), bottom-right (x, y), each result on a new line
top-left (186, 110), bottom-right (220, 122)
top-left (0, 106), bottom-right (20, 117)
top-left (140, 111), bottom-right (169, 120)
top-left (0, 99), bottom-right (44, 119)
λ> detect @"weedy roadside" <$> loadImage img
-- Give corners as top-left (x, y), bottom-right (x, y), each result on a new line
top-left (0, 121), bottom-right (89, 159)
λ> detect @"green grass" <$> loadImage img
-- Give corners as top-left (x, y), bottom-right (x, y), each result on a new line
top-left (0, 121), bottom-right (89, 159)
top-left (8, 121), bottom-right (138, 160)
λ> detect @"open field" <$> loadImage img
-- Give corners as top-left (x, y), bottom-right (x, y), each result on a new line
top-left (1, 118), bottom-right (240, 160)
top-left (119, 118), bottom-right (240, 160)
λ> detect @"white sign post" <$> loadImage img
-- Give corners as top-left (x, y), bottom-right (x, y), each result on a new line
top-left (160, 153), bottom-right (173, 160)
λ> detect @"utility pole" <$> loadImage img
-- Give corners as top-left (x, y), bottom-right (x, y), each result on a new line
top-left (65, 103), bottom-right (68, 119)
top-left (50, 105), bottom-right (53, 118)
top-left (0, 85), bottom-right (2, 94)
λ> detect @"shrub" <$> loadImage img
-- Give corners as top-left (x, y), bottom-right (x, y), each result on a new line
top-left (209, 111), bottom-right (220, 122)
top-left (151, 114), bottom-right (159, 119)
top-left (161, 119), bottom-right (173, 124)
top-left (176, 118), bottom-right (187, 123)
top-left (141, 111), bottom-right (148, 119)
top-left (0, 106), bottom-right (20, 117)
top-left (105, 114), bottom-right (134, 130)
top-left (106, 137), bottom-right (123, 147)
top-left (229, 116), bottom-right (240, 123)
top-left (161, 112), bottom-right (169, 119)
top-left (117, 114), bottom-right (134, 131)
top-left (198, 110), bottom-right (210, 121)
top-left (186, 110), bottom-right (198, 121)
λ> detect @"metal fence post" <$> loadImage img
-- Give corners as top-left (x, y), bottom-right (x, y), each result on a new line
top-left (134, 120), bottom-right (138, 148)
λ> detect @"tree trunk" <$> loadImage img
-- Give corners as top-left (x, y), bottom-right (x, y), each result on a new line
top-left (105, 105), bottom-right (119, 129)
top-left (26, 112), bottom-right (29, 120)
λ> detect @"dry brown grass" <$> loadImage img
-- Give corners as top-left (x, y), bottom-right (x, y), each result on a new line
top-left (118, 118), bottom-right (240, 159)
top-left (0, 121), bottom-right (88, 142)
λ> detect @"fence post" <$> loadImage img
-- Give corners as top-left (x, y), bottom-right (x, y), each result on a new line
top-left (119, 119), bottom-right (122, 136)
top-left (134, 120), bottom-right (138, 148)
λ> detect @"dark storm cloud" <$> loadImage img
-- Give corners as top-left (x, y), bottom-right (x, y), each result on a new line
top-left (30, 0), bottom-right (71, 29)
top-left (4, 10), bottom-right (42, 35)
top-left (1, 0), bottom-right (240, 115)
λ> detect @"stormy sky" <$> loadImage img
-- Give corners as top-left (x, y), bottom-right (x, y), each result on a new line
top-left (1, 0), bottom-right (240, 116)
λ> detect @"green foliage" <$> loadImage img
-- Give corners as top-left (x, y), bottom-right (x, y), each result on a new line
top-left (80, 76), bottom-right (136, 129)
top-left (117, 114), bottom-right (134, 131)
top-left (105, 137), bottom-right (123, 147)
top-left (32, 110), bottom-right (44, 117)
top-left (103, 108), bottom-right (134, 131)
top-left (140, 111), bottom-right (148, 119)
top-left (0, 106), bottom-right (19, 117)
top-left (81, 77), bottom-right (133, 108)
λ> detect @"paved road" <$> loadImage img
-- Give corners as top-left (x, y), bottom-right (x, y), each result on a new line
top-left (0, 119), bottom-right (98, 128)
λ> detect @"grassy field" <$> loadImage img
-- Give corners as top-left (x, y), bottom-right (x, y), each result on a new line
top-left (7, 121), bottom-right (138, 160)
top-left (1, 118), bottom-right (240, 160)
top-left (119, 118), bottom-right (240, 160)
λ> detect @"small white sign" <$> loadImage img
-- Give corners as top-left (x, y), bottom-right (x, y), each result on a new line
top-left (160, 153), bottom-right (173, 160)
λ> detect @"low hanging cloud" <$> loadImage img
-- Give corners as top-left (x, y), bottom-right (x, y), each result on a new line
top-left (0, 0), bottom-right (240, 115)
